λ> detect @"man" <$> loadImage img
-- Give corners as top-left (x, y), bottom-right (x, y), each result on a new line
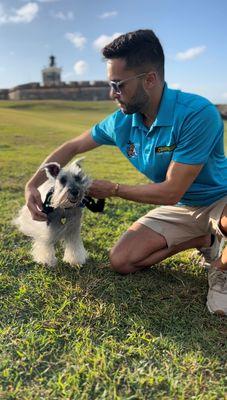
top-left (25, 29), bottom-right (227, 315)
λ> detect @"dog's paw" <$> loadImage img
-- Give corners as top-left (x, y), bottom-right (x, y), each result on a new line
top-left (32, 243), bottom-right (57, 267)
top-left (63, 249), bottom-right (88, 266)
top-left (32, 252), bottom-right (57, 267)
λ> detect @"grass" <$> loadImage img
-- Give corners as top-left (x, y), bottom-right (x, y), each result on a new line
top-left (0, 100), bottom-right (227, 399)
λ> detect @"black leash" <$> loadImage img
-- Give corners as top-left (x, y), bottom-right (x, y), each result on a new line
top-left (42, 188), bottom-right (54, 215)
top-left (81, 196), bottom-right (105, 213)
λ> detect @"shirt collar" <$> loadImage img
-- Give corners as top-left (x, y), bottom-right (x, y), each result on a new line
top-left (153, 83), bottom-right (178, 127)
top-left (132, 112), bottom-right (144, 128)
top-left (132, 82), bottom-right (178, 130)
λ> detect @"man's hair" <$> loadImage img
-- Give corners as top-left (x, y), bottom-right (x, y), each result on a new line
top-left (102, 29), bottom-right (165, 80)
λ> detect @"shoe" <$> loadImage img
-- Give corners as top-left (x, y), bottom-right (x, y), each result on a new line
top-left (206, 267), bottom-right (227, 316)
top-left (198, 235), bottom-right (225, 269)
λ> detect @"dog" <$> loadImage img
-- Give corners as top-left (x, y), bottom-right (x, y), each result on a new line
top-left (14, 159), bottom-right (104, 267)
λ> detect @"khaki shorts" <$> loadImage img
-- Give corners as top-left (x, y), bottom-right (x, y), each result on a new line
top-left (137, 196), bottom-right (227, 248)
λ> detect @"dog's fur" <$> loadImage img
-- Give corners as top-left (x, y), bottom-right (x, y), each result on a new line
top-left (13, 159), bottom-right (91, 267)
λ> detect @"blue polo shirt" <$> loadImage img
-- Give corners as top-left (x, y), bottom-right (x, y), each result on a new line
top-left (91, 83), bottom-right (227, 206)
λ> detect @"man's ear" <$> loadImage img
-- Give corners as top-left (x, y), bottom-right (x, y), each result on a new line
top-left (42, 162), bottom-right (61, 180)
top-left (145, 71), bottom-right (157, 88)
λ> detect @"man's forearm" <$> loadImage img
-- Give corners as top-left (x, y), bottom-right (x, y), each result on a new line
top-left (116, 181), bottom-right (179, 205)
top-left (89, 179), bottom-right (181, 205)
top-left (89, 161), bottom-right (201, 206)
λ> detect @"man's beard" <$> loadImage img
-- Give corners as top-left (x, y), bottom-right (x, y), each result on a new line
top-left (118, 85), bottom-right (150, 115)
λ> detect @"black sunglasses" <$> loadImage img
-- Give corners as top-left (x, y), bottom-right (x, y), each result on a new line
top-left (109, 72), bottom-right (147, 94)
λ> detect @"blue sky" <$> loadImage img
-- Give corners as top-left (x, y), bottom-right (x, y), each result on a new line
top-left (0, 0), bottom-right (227, 103)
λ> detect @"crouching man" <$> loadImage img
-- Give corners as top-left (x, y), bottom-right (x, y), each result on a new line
top-left (25, 29), bottom-right (227, 316)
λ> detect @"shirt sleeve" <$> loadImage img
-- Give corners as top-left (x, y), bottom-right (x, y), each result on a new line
top-left (90, 111), bottom-right (117, 146)
top-left (172, 104), bottom-right (223, 165)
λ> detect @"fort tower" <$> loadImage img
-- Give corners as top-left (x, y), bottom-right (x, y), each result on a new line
top-left (42, 55), bottom-right (62, 87)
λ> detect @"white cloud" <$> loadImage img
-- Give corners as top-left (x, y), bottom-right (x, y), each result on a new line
top-left (74, 60), bottom-right (88, 75)
top-left (0, 4), bottom-right (6, 24)
top-left (0, 2), bottom-right (39, 25)
top-left (222, 92), bottom-right (227, 100)
top-left (36, 0), bottom-right (60, 3)
top-left (176, 46), bottom-right (206, 61)
top-left (99, 11), bottom-right (118, 19)
top-left (169, 83), bottom-right (181, 90)
top-left (53, 11), bottom-right (74, 20)
top-left (11, 3), bottom-right (38, 23)
top-left (93, 32), bottom-right (122, 51)
top-left (65, 32), bottom-right (87, 49)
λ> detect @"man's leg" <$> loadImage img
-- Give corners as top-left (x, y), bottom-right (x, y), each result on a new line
top-left (212, 204), bottom-right (227, 270)
top-left (110, 221), bottom-right (210, 274)
top-left (206, 204), bottom-right (227, 316)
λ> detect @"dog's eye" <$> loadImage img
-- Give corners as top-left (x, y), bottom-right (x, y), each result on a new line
top-left (74, 176), bottom-right (81, 182)
top-left (60, 176), bottom-right (67, 185)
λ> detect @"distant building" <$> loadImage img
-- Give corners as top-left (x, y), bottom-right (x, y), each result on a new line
top-left (1, 57), bottom-right (226, 119)
top-left (42, 55), bottom-right (62, 87)
top-left (0, 89), bottom-right (9, 100)
top-left (217, 104), bottom-right (227, 120)
top-left (3, 56), bottom-right (110, 101)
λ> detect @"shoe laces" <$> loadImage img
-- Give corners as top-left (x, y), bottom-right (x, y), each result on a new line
top-left (199, 235), bottom-right (224, 263)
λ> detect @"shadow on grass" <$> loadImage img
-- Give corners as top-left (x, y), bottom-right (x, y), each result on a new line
top-left (6, 250), bottom-right (225, 362)
top-left (2, 201), bottom-right (226, 369)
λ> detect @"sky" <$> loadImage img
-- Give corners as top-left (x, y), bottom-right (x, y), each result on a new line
top-left (0, 0), bottom-right (227, 104)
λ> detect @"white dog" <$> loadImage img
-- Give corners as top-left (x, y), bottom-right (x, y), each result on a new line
top-left (14, 159), bottom-right (92, 267)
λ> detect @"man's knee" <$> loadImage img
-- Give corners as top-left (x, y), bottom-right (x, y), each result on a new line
top-left (219, 204), bottom-right (227, 236)
top-left (109, 248), bottom-right (132, 274)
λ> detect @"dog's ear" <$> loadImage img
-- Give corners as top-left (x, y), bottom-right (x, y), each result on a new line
top-left (73, 157), bottom-right (85, 169)
top-left (42, 162), bottom-right (61, 180)
top-left (68, 158), bottom-right (85, 175)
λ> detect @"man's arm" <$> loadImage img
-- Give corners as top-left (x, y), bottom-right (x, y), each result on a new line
top-left (89, 161), bottom-right (203, 205)
top-left (26, 130), bottom-right (100, 220)
top-left (26, 130), bottom-right (99, 188)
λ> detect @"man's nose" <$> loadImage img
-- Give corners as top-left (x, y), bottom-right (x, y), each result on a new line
top-left (109, 88), bottom-right (121, 100)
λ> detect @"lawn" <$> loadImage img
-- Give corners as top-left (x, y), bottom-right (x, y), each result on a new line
top-left (0, 101), bottom-right (226, 399)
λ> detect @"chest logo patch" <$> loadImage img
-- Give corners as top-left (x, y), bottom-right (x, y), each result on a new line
top-left (155, 144), bottom-right (176, 153)
top-left (126, 141), bottom-right (138, 158)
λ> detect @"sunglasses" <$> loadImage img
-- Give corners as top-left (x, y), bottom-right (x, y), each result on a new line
top-left (109, 72), bottom-right (147, 95)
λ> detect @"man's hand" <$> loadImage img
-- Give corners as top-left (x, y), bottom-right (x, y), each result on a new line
top-left (25, 185), bottom-right (47, 221)
top-left (89, 179), bottom-right (117, 199)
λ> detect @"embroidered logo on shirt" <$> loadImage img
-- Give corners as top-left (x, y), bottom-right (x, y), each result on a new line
top-left (126, 141), bottom-right (138, 158)
top-left (155, 144), bottom-right (176, 153)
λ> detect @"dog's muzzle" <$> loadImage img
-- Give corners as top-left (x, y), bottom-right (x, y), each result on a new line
top-left (43, 189), bottom-right (105, 217)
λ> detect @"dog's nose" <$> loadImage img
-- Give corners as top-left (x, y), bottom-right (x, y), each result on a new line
top-left (70, 188), bottom-right (79, 197)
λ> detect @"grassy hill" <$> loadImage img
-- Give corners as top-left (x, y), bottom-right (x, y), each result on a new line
top-left (0, 101), bottom-right (226, 400)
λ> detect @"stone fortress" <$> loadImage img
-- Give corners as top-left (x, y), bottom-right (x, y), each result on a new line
top-left (0, 55), bottom-right (110, 101)
top-left (0, 55), bottom-right (226, 119)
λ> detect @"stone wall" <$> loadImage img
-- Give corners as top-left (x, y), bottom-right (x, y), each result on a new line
top-left (3, 83), bottom-right (227, 120)
top-left (8, 85), bottom-right (110, 101)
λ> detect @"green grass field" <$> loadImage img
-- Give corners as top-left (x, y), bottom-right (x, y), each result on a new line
top-left (0, 101), bottom-right (226, 399)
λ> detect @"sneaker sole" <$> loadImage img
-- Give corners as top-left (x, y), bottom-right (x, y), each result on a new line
top-left (206, 301), bottom-right (226, 316)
